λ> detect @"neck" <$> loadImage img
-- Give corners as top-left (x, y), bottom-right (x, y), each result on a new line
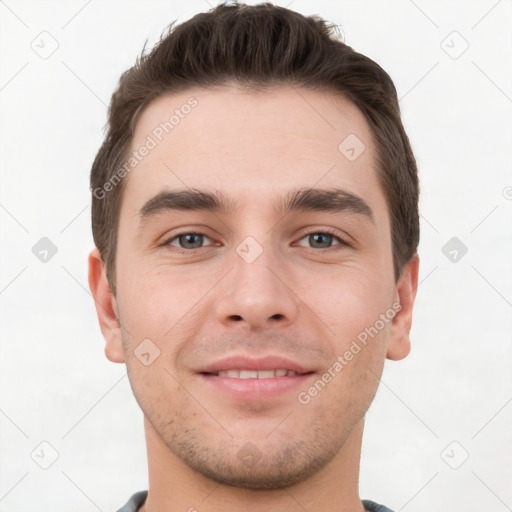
top-left (140, 416), bottom-right (367, 512)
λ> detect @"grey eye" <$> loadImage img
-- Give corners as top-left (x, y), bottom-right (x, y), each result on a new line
top-left (169, 233), bottom-right (211, 249)
top-left (296, 232), bottom-right (341, 249)
top-left (309, 233), bottom-right (334, 248)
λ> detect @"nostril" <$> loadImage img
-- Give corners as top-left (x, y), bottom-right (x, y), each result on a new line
top-left (231, 315), bottom-right (243, 321)
top-left (270, 313), bottom-right (284, 320)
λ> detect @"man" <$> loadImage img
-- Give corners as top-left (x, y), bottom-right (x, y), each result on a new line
top-left (88, 3), bottom-right (420, 511)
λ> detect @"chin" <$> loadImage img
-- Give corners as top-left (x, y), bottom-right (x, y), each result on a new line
top-left (173, 437), bottom-right (340, 490)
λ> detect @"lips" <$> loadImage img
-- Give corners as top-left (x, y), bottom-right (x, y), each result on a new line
top-left (196, 355), bottom-right (315, 400)
top-left (197, 355), bottom-right (313, 377)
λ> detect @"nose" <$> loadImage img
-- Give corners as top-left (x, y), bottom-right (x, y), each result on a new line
top-left (214, 244), bottom-right (299, 331)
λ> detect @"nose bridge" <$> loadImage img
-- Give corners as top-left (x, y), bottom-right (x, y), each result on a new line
top-left (215, 233), bottom-right (298, 329)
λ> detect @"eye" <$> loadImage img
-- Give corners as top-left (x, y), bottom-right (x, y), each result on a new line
top-left (295, 231), bottom-right (347, 249)
top-left (165, 232), bottom-right (215, 250)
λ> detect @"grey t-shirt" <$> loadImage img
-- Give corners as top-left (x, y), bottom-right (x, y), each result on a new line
top-left (116, 490), bottom-right (396, 512)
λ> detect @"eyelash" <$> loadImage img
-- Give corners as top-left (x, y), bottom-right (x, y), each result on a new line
top-left (162, 228), bottom-right (350, 253)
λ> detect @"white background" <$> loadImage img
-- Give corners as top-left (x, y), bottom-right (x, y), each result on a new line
top-left (1, 1), bottom-right (511, 511)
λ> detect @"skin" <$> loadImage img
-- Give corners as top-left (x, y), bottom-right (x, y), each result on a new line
top-left (89, 85), bottom-right (419, 512)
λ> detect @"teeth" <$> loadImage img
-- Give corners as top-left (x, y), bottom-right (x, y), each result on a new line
top-left (216, 369), bottom-right (298, 378)
top-left (240, 370), bottom-right (258, 379)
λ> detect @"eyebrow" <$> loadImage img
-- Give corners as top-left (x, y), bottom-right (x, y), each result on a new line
top-left (138, 187), bottom-right (374, 225)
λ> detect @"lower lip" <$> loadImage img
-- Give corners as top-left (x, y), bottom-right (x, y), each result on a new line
top-left (198, 373), bottom-right (315, 401)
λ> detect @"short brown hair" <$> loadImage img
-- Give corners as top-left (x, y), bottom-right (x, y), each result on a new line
top-left (90, 1), bottom-right (419, 296)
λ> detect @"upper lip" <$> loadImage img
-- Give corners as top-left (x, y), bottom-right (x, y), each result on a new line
top-left (197, 355), bottom-right (314, 375)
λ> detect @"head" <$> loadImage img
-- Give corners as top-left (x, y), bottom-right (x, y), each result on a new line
top-left (89, 2), bottom-right (419, 490)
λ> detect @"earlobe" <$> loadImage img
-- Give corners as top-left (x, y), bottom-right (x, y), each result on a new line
top-left (386, 254), bottom-right (420, 361)
top-left (88, 248), bottom-right (125, 363)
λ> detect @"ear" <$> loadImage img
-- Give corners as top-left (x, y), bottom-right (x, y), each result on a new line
top-left (386, 253), bottom-right (420, 361)
top-left (88, 248), bottom-right (125, 363)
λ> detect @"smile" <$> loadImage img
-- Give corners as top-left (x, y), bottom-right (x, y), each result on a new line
top-left (208, 369), bottom-right (300, 378)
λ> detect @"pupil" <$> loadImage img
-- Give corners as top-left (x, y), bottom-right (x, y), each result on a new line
top-left (310, 233), bottom-right (332, 248)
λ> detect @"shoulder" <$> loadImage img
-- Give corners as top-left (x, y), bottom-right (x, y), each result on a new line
top-left (362, 499), bottom-right (396, 512)
top-left (115, 490), bottom-right (148, 512)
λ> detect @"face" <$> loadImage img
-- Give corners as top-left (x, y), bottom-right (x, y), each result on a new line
top-left (89, 85), bottom-right (418, 489)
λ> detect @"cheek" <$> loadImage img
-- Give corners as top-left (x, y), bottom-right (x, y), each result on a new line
top-left (116, 260), bottom-right (184, 325)
top-left (115, 264), bottom-right (218, 365)
top-left (296, 330), bottom-right (387, 436)
top-left (308, 268), bottom-right (393, 340)
top-left (125, 355), bottom-right (184, 426)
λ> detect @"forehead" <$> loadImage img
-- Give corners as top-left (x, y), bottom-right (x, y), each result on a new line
top-left (122, 85), bottom-right (386, 221)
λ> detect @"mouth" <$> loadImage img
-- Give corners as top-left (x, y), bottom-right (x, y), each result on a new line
top-left (201, 369), bottom-right (309, 378)
top-left (197, 354), bottom-right (314, 375)
top-left (196, 355), bottom-right (316, 400)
